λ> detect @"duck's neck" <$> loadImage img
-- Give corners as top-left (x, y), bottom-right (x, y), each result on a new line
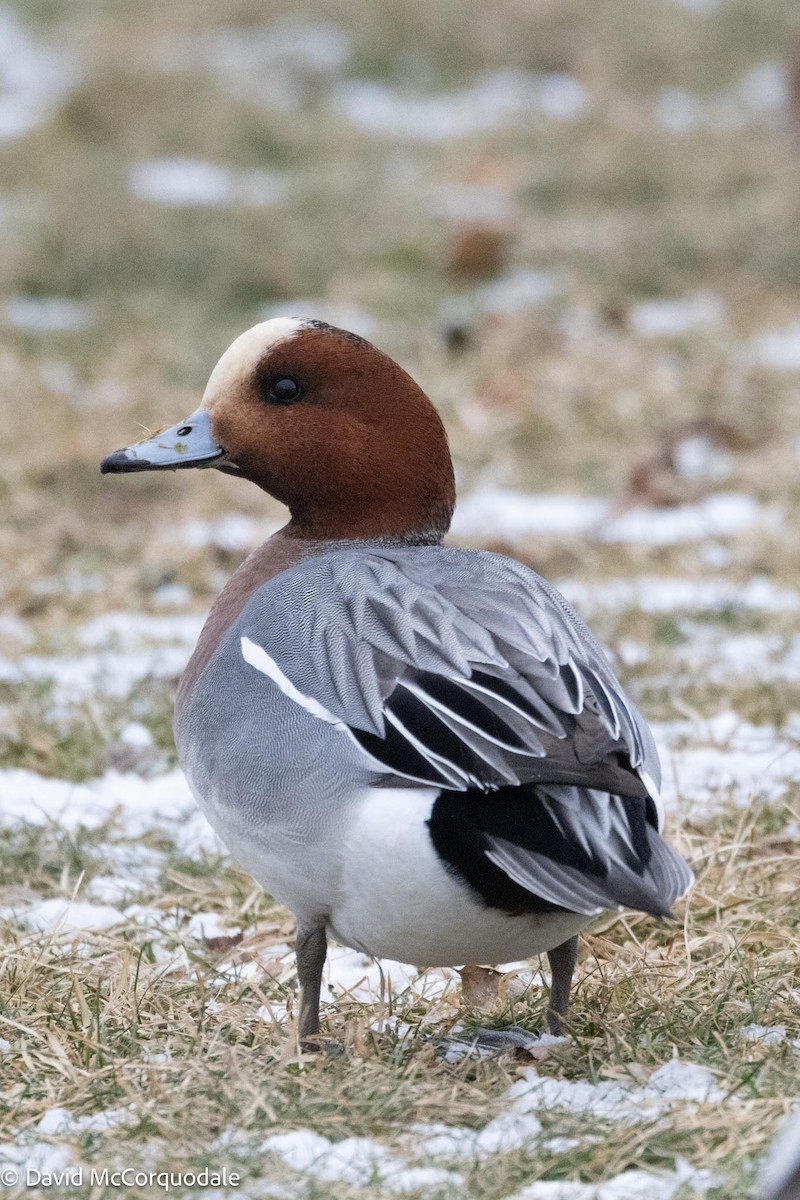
top-left (176, 524), bottom-right (442, 713)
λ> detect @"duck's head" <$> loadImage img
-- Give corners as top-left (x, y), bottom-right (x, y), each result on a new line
top-left (101, 318), bottom-right (455, 543)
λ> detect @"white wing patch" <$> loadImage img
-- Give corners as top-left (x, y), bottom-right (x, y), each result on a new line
top-left (240, 636), bottom-right (343, 726)
top-left (639, 769), bottom-right (664, 831)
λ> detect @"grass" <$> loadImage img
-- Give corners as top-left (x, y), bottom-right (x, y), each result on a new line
top-left (1, 0), bottom-right (800, 1195)
top-left (0, 801), bottom-right (797, 1197)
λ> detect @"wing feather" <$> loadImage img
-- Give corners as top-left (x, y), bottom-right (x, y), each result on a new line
top-left (238, 546), bottom-right (686, 915)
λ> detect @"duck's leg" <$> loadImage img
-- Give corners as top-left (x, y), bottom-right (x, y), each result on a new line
top-left (296, 924), bottom-right (327, 1050)
top-left (440, 938), bottom-right (579, 1059)
top-left (546, 935), bottom-right (578, 1035)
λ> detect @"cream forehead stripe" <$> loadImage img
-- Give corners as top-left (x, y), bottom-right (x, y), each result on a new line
top-left (201, 317), bottom-right (305, 406)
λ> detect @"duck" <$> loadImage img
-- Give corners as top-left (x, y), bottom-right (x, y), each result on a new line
top-left (101, 317), bottom-right (693, 1049)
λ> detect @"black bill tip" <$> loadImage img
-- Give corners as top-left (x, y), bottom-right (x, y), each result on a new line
top-left (100, 450), bottom-right (164, 474)
top-left (100, 410), bottom-right (226, 475)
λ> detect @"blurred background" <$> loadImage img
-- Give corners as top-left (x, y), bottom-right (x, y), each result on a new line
top-left (3, 0), bottom-right (800, 577)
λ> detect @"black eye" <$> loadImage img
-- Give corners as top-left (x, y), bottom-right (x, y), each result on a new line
top-left (270, 377), bottom-right (302, 404)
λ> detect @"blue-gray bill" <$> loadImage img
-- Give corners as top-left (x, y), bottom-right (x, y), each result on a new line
top-left (100, 409), bottom-right (224, 474)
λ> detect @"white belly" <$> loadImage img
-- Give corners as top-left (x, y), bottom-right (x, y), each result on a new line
top-left (186, 761), bottom-right (585, 965)
top-left (329, 788), bottom-right (586, 966)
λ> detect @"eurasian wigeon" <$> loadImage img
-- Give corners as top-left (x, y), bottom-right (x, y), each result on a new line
top-left (101, 317), bottom-right (692, 1048)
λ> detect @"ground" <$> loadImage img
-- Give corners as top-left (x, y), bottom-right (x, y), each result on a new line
top-left (0, 0), bottom-right (799, 1197)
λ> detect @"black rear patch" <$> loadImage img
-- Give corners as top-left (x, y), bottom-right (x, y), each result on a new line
top-left (427, 784), bottom-right (653, 915)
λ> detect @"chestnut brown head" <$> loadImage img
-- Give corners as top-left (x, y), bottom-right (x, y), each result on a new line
top-left (102, 318), bottom-right (456, 544)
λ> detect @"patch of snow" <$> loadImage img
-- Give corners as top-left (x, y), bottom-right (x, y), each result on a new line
top-left (85, 874), bottom-right (140, 905)
top-left (184, 911), bottom-right (232, 941)
top-left (141, 1049), bottom-right (173, 1064)
top-left (476, 268), bottom-right (560, 315)
top-left (256, 1001), bottom-right (290, 1026)
top-left (0, 898), bottom-right (126, 934)
top-left (262, 1130), bottom-right (389, 1185)
top-left (629, 293), bottom-right (725, 338)
top-left (656, 87), bottom-right (704, 135)
top-left (665, 624), bottom-right (800, 687)
top-left (37, 1104), bottom-right (135, 1134)
top-left (737, 63), bottom-right (788, 116)
top-left (322, 945), bottom-right (454, 1005)
top-left (646, 1060), bottom-right (722, 1102)
top-left (6, 296), bottom-right (92, 333)
top-left (152, 582), bottom-right (192, 608)
top-left (0, 646), bottom-right (193, 700)
top-left (0, 1139), bottom-right (73, 1177)
top-left (383, 1166), bottom-right (465, 1193)
top-left (508, 1159), bottom-right (716, 1198)
top-left (216, 19), bottom-right (352, 74)
top-left (262, 1128), bottom-right (465, 1192)
top-left (508, 1059), bottom-right (722, 1125)
top-left (451, 490), bottom-right (607, 541)
top-left (334, 70), bottom-right (588, 141)
top-left (178, 514), bottom-right (265, 552)
top-left (542, 1136), bottom-right (582, 1153)
top-left (77, 611), bottom-right (204, 651)
top-left (672, 434), bottom-right (732, 481)
top-left (537, 74), bottom-right (590, 121)
top-left (557, 575), bottom-right (800, 616)
top-left (213, 942), bottom-right (452, 1008)
top-left (0, 613), bottom-right (34, 644)
top-left (156, 19), bottom-right (350, 115)
top-left (656, 64), bottom-right (787, 135)
top-left (699, 541), bottom-right (732, 568)
top-left (740, 1024), bottom-right (786, 1046)
top-left (474, 1110), bottom-right (544, 1156)
top-left (0, 767), bottom-right (216, 853)
top-left (654, 716), bottom-right (800, 816)
top-left (603, 493), bottom-right (764, 545)
top-left (40, 359), bottom-right (79, 399)
top-left (750, 322), bottom-right (800, 370)
top-left (0, 1038), bottom-right (10, 1054)
top-left (615, 639), bottom-right (649, 666)
top-left (0, 8), bottom-right (79, 140)
top-left (408, 1123), bottom-right (478, 1160)
top-left (130, 158), bottom-right (289, 208)
top-left (452, 488), bottom-right (767, 545)
top-left (262, 1128), bottom-right (331, 1166)
top-left (119, 721), bottom-right (155, 749)
top-left (0, 606), bottom-right (206, 701)
top-left (410, 1065), bottom-right (718, 1187)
